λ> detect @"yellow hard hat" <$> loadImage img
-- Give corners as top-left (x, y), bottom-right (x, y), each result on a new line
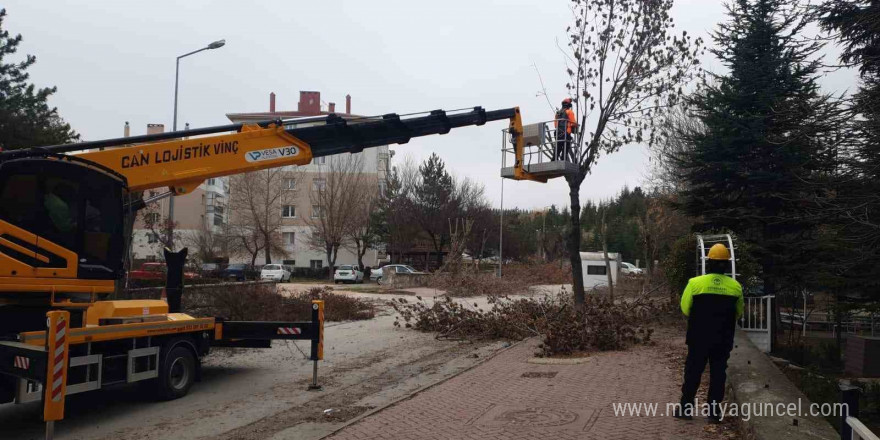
top-left (707, 244), bottom-right (731, 261)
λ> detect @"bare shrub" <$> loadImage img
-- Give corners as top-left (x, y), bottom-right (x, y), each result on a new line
top-left (391, 290), bottom-right (673, 356)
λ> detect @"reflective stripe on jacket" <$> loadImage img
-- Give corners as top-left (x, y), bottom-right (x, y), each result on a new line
top-left (680, 274), bottom-right (743, 348)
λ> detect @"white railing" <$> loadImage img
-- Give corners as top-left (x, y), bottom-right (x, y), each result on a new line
top-left (846, 416), bottom-right (880, 440)
top-left (741, 295), bottom-right (774, 352)
top-left (741, 295), bottom-right (773, 331)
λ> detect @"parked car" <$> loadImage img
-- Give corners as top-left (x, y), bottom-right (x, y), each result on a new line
top-left (620, 262), bottom-right (643, 275)
top-left (129, 262), bottom-right (198, 281)
top-left (199, 263), bottom-right (226, 278)
top-left (222, 263), bottom-right (256, 281)
top-left (333, 265), bottom-right (364, 284)
top-left (261, 264), bottom-right (291, 282)
top-left (371, 264), bottom-right (423, 284)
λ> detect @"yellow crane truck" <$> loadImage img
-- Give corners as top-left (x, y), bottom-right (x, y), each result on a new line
top-left (0, 106), bottom-right (528, 426)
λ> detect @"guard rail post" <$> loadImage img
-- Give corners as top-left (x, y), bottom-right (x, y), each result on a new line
top-left (308, 300), bottom-right (324, 391)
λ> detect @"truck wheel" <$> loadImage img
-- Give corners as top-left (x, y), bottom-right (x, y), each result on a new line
top-left (156, 346), bottom-right (196, 400)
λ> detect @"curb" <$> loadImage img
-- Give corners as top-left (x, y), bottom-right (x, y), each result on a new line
top-left (316, 337), bottom-right (532, 440)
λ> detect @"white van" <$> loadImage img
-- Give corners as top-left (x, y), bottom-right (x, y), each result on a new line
top-left (579, 252), bottom-right (619, 289)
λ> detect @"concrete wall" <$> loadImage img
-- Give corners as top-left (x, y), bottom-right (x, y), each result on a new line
top-left (726, 330), bottom-right (838, 440)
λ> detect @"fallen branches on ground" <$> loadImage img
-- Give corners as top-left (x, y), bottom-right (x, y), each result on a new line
top-left (390, 290), bottom-right (674, 356)
top-left (426, 262), bottom-right (571, 297)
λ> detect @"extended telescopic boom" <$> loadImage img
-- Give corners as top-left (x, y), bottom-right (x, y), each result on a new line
top-left (0, 107), bottom-right (521, 196)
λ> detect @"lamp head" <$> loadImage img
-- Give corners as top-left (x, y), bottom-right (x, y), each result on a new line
top-left (208, 39), bottom-right (226, 49)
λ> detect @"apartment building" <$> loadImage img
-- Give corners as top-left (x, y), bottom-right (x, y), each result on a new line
top-left (226, 91), bottom-right (390, 269)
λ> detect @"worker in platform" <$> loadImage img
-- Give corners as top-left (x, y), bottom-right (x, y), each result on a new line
top-left (554, 98), bottom-right (578, 161)
top-left (675, 243), bottom-right (743, 422)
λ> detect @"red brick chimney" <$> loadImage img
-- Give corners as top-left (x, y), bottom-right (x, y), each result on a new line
top-left (345, 94), bottom-right (351, 114)
top-left (298, 91), bottom-right (321, 115)
top-left (328, 102), bottom-right (336, 113)
top-left (269, 92), bottom-right (276, 112)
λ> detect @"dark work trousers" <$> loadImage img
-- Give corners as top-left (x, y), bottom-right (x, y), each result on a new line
top-left (680, 343), bottom-right (730, 418)
top-left (555, 131), bottom-right (571, 161)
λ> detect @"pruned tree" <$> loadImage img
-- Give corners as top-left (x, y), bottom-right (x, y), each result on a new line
top-left (227, 167), bottom-right (298, 266)
top-left (561, 0), bottom-right (703, 305)
top-left (306, 154), bottom-right (366, 280)
top-left (0, 9), bottom-right (78, 151)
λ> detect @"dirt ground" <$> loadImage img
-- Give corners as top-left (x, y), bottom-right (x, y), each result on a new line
top-left (0, 286), bottom-right (507, 440)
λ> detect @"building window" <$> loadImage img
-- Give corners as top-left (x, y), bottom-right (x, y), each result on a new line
top-left (586, 265), bottom-right (607, 275)
top-left (310, 260), bottom-right (323, 269)
top-left (206, 178), bottom-right (216, 186)
top-left (314, 156), bottom-right (326, 165)
top-left (282, 205), bottom-right (296, 218)
top-left (145, 212), bottom-right (160, 224)
top-left (213, 214), bottom-right (224, 226)
top-left (283, 232), bottom-right (295, 246)
top-left (311, 205), bottom-right (324, 218)
top-left (147, 232), bottom-right (160, 244)
top-left (312, 178), bottom-right (326, 191)
top-left (283, 259), bottom-right (295, 265)
top-left (284, 178), bottom-right (296, 190)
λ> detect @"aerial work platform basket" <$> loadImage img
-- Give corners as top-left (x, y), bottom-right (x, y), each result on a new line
top-left (501, 119), bottom-right (580, 182)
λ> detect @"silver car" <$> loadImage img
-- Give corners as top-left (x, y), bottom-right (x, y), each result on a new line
top-left (371, 264), bottom-right (422, 284)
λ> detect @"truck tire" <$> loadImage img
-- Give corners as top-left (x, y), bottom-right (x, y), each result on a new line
top-left (156, 345), bottom-right (196, 400)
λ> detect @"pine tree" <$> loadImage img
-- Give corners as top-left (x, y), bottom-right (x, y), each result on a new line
top-left (413, 153), bottom-right (456, 269)
top-left (0, 8), bottom-right (78, 150)
top-left (817, 0), bottom-right (880, 292)
top-left (674, 0), bottom-right (842, 296)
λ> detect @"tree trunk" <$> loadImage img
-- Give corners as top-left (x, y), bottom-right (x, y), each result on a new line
top-left (356, 241), bottom-right (366, 269)
top-left (325, 244), bottom-right (334, 281)
top-left (263, 235), bottom-right (272, 265)
top-left (567, 177), bottom-right (585, 306)
top-left (601, 211), bottom-right (614, 301)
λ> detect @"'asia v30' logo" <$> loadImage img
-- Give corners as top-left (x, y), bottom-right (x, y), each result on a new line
top-left (245, 146), bottom-right (300, 163)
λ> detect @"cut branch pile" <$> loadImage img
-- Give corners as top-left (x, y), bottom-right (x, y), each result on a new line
top-left (391, 291), bottom-right (674, 356)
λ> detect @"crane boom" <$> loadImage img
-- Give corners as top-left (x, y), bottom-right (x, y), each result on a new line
top-left (1, 107), bottom-right (520, 195)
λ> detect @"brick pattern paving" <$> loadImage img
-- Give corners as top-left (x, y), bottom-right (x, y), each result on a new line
top-left (329, 338), bottom-right (723, 440)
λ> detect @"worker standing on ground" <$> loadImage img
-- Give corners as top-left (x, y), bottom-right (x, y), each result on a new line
top-left (674, 243), bottom-right (743, 423)
top-left (554, 98), bottom-right (577, 161)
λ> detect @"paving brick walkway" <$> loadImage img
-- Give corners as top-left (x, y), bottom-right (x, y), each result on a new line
top-left (328, 336), bottom-right (728, 440)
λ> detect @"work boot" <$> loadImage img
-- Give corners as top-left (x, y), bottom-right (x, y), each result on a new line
top-left (672, 404), bottom-right (693, 421)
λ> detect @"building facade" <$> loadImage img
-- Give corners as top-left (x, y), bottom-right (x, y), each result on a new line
top-left (226, 91), bottom-right (390, 269)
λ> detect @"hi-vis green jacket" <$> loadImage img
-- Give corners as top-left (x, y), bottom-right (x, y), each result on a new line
top-left (680, 274), bottom-right (744, 348)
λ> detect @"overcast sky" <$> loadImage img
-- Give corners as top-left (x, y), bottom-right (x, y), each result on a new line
top-left (4, 0), bottom-right (857, 210)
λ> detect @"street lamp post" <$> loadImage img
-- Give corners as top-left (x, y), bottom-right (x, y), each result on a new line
top-left (167, 39), bottom-right (226, 249)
